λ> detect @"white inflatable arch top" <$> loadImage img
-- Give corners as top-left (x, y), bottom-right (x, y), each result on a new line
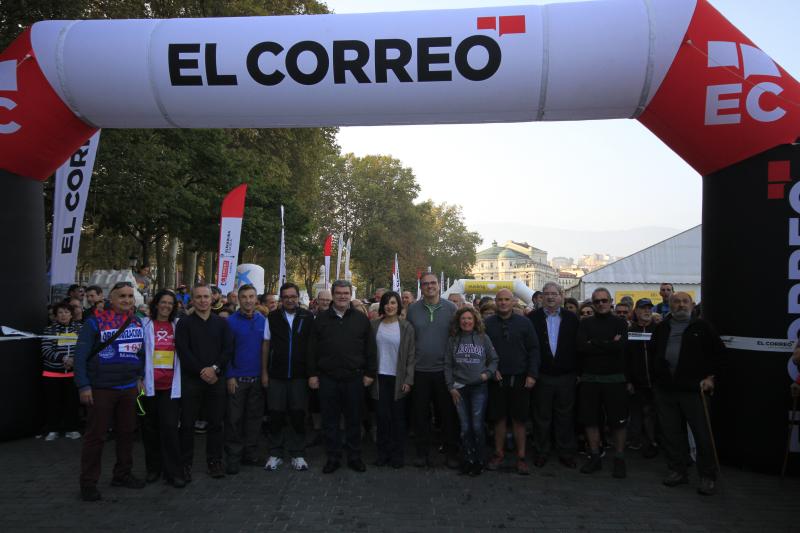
top-left (29, 0), bottom-right (692, 128)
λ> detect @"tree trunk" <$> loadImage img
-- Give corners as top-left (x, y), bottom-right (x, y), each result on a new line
top-left (155, 234), bottom-right (166, 290)
top-left (183, 249), bottom-right (197, 288)
top-left (165, 236), bottom-right (178, 289)
top-left (140, 232), bottom-right (151, 268)
top-left (205, 251), bottom-right (215, 284)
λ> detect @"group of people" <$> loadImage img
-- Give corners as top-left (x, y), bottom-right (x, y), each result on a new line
top-left (42, 276), bottom-right (731, 501)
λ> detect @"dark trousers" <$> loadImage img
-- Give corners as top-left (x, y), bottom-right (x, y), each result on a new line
top-left (267, 378), bottom-right (307, 457)
top-left (79, 387), bottom-right (137, 488)
top-left (319, 374), bottom-right (363, 461)
top-left (180, 375), bottom-right (226, 466)
top-left (628, 388), bottom-right (657, 446)
top-left (455, 383), bottom-right (488, 464)
top-left (533, 373), bottom-right (578, 458)
top-left (224, 379), bottom-right (264, 464)
top-left (654, 387), bottom-right (717, 479)
top-left (375, 375), bottom-right (406, 462)
top-left (412, 370), bottom-right (459, 457)
top-left (43, 377), bottom-right (79, 433)
top-left (142, 390), bottom-right (182, 481)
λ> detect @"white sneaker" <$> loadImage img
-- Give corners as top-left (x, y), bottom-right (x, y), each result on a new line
top-left (264, 456), bottom-right (283, 471)
top-left (65, 431), bottom-right (81, 440)
top-left (44, 432), bottom-right (59, 441)
top-left (291, 457), bottom-right (309, 471)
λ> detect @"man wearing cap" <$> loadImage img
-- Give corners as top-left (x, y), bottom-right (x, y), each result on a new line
top-left (649, 292), bottom-right (724, 495)
top-left (625, 298), bottom-right (659, 458)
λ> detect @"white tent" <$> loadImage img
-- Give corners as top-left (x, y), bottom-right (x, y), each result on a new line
top-left (568, 226), bottom-right (701, 303)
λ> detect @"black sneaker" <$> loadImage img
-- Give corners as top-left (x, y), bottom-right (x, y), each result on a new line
top-left (580, 455), bottom-right (602, 474)
top-left (80, 486), bottom-right (102, 502)
top-left (697, 477), bottom-right (717, 496)
top-left (322, 459), bottom-right (341, 474)
top-left (642, 443), bottom-right (659, 459)
top-left (663, 471), bottom-right (689, 487)
top-left (183, 465), bottom-right (192, 483)
top-left (207, 461), bottom-right (226, 479)
top-left (111, 474), bottom-right (145, 489)
top-left (225, 462), bottom-right (240, 475)
top-left (468, 462), bottom-right (483, 477)
top-left (170, 477), bottom-right (187, 489)
top-left (347, 459), bottom-right (366, 472)
top-left (145, 471), bottom-right (161, 483)
top-left (612, 458), bottom-right (627, 479)
top-left (413, 455), bottom-right (431, 468)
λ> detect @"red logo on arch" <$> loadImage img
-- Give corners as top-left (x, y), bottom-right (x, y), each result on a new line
top-left (477, 15), bottom-right (526, 36)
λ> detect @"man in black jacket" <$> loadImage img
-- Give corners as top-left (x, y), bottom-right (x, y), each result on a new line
top-left (650, 292), bottom-right (724, 496)
top-left (577, 287), bottom-right (629, 478)
top-left (262, 282), bottom-right (313, 472)
top-left (529, 282), bottom-right (580, 469)
top-left (308, 280), bottom-right (377, 474)
top-left (176, 284), bottom-right (235, 480)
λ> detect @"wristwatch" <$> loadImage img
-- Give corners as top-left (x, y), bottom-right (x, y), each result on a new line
top-left (212, 365), bottom-right (221, 375)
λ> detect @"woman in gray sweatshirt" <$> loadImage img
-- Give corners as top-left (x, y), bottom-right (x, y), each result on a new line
top-left (444, 307), bottom-right (498, 476)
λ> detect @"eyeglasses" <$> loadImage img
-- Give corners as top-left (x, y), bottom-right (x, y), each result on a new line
top-left (592, 298), bottom-right (610, 304)
top-left (580, 310), bottom-right (594, 316)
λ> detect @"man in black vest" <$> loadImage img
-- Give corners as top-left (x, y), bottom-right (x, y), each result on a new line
top-left (262, 282), bottom-right (313, 472)
top-left (529, 282), bottom-right (580, 469)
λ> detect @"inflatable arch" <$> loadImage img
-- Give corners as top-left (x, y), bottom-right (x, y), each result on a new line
top-left (443, 279), bottom-right (534, 304)
top-left (1, 0), bottom-right (798, 471)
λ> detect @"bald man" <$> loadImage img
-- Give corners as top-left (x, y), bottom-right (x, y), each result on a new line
top-left (649, 292), bottom-right (724, 496)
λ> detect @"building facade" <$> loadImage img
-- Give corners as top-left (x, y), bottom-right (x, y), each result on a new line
top-left (472, 240), bottom-right (558, 291)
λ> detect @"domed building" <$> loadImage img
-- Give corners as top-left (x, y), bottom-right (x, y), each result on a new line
top-left (472, 240), bottom-right (558, 291)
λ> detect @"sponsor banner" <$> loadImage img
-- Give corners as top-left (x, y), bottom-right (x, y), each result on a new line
top-left (278, 205), bottom-right (287, 286)
top-left (323, 234), bottom-right (332, 289)
top-left (614, 290), bottom-right (696, 306)
top-left (216, 184), bottom-right (247, 296)
top-left (50, 131), bottom-right (101, 286)
top-left (392, 253), bottom-right (400, 293)
top-left (462, 280), bottom-right (514, 294)
top-left (720, 335), bottom-right (795, 353)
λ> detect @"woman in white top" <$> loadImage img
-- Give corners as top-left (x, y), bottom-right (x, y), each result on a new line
top-left (369, 291), bottom-right (416, 468)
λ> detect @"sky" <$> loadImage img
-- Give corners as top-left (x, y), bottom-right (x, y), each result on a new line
top-left (322, 0), bottom-right (800, 258)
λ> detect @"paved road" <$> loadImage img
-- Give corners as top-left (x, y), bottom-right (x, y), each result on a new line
top-left (0, 432), bottom-right (796, 532)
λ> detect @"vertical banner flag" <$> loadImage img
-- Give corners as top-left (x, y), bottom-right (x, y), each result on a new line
top-left (50, 130), bottom-right (102, 285)
top-left (278, 205), bottom-right (287, 287)
top-left (344, 238), bottom-right (352, 281)
top-left (336, 234), bottom-right (344, 280)
top-left (323, 234), bottom-right (332, 289)
top-left (217, 184), bottom-right (247, 296)
top-left (392, 254), bottom-right (401, 293)
top-left (440, 272), bottom-right (445, 295)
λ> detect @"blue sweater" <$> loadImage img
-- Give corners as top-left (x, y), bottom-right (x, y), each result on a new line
top-left (226, 310), bottom-right (265, 378)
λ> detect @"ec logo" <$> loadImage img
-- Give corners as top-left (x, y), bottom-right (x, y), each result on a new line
top-left (0, 59), bottom-right (20, 134)
top-left (704, 41), bottom-right (785, 126)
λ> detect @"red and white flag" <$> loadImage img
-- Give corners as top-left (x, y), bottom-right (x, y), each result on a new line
top-left (278, 205), bottom-right (286, 287)
top-left (323, 234), bottom-right (332, 289)
top-left (392, 254), bottom-right (401, 293)
top-left (217, 184), bottom-right (247, 296)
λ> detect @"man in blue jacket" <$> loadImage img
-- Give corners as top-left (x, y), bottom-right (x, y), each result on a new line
top-left (224, 284), bottom-right (266, 474)
top-left (74, 281), bottom-right (145, 502)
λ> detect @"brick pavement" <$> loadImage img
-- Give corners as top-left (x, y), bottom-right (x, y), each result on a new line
top-left (0, 432), bottom-right (797, 532)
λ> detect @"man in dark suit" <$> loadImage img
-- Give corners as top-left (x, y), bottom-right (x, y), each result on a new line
top-left (529, 282), bottom-right (580, 469)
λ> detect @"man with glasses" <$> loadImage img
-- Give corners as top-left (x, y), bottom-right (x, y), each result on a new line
top-left (406, 272), bottom-right (459, 468)
top-left (577, 288), bottom-right (630, 478)
top-left (74, 281), bottom-right (146, 501)
top-left (176, 284), bottom-right (234, 480)
top-left (308, 280), bottom-right (376, 474)
top-left (529, 282), bottom-right (580, 469)
top-left (262, 282), bottom-right (313, 472)
top-left (223, 284), bottom-right (265, 475)
top-left (484, 288), bottom-right (540, 475)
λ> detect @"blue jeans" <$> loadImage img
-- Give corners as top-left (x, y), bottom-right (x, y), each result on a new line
top-left (455, 382), bottom-right (488, 465)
